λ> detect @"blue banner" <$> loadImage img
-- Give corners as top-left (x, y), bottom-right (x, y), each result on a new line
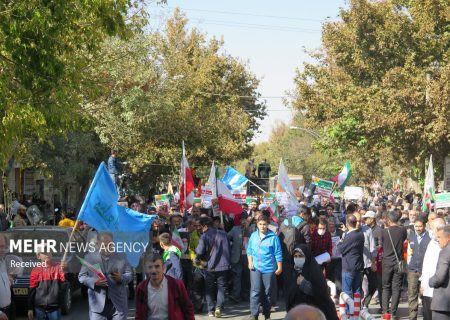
top-left (222, 166), bottom-right (248, 190)
top-left (78, 162), bottom-right (155, 267)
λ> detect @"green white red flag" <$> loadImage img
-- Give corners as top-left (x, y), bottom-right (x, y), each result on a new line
top-left (422, 155), bottom-right (435, 212)
top-left (76, 255), bottom-right (106, 280)
top-left (332, 162), bottom-right (352, 189)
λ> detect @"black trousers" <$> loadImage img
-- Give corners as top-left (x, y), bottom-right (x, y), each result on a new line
top-left (181, 259), bottom-right (193, 293)
top-left (0, 304), bottom-right (13, 320)
top-left (326, 258), bottom-right (342, 295)
top-left (191, 267), bottom-right (205, 313)
top-left (422, 296), bottom-right (432, 320)
top-left (382, 263), bottom-right (404, 315)
top-left (362, 267), bottom-right (378, 308)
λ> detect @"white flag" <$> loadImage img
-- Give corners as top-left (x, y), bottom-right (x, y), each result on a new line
top-left (276, 159), bottom-right (299, 212)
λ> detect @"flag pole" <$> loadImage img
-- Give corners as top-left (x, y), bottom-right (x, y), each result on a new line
top-left (182, 141), bottom-right (187, 216)
top-left (215, 162), bottom-right (223, 224)
top-left (61, 219), bottom-right (80, 269)
top-left (248, 179), bottom-right (267, 193)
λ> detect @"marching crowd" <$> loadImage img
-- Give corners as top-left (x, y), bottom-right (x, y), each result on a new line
top-left (1, 190), bottom-right (450, 320)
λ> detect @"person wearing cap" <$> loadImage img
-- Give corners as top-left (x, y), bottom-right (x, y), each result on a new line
top-left (286, 245), bottom-right (338, 320)
top-left (360, 210), bottom-right (383, 309)
top-left (228, 212), bottom-right (251, 302)
top-left (357, 210), bottom-right (378, 310)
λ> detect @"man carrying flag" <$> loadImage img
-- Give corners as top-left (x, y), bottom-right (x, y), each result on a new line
top-left (79, 232), bottom-right (133, 320)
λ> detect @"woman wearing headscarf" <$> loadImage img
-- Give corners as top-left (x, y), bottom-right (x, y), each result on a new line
top-left (286, 244), bottom-right (339, 320)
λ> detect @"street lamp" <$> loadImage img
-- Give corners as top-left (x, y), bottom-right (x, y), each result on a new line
top-left (289, 126), bottom-right (321, 139)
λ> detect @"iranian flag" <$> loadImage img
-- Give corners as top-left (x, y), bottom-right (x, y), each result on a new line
top-left (179, 142), bottom-right (195, 213)
top-left (268, 200), bottom-right (279, 222)
top-left (422, 155), bottom-right (435, 212)
top-left (171, 228), bottom-right (185, 252)
top-left (76, 255), bottom-right (106, 280)
top-left (332, 162), bottom-right (352, 189)
top-left (217, 179), bottom-right (243, 225)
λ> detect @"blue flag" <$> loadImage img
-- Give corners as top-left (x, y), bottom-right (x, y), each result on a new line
top-left (78, 162), bottom-right (155, 267)
top-left (222, 166), bottom-right (248, 190)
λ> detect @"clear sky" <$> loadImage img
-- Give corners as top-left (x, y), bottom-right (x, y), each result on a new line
top-left (148, 1), bottom-right (348, 142)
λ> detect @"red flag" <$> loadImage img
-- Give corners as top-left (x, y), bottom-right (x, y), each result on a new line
top-left (180, 142), bottom-right (194, 212)
top-left (217, 180), bottom-right (242, 225)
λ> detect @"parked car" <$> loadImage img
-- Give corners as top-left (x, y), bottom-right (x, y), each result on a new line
top-left (3, 226), bottom-right (87, 315)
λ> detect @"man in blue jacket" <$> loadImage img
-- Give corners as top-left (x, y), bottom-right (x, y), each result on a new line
top-left (337, 214), bottom-right (364, 298)
top-left (107, 149), bottom-right (122, 191)
top-left (195, 216), bottom-right (230, 318)
top-left (247, 215), bottom-right (282, 320)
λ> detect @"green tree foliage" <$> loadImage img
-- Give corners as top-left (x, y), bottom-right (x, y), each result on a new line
top-left (84, 10), bottom-right (266, 184)
top-left (292, 0), bottom-right (450, 182)
top-left (0, 0), bottom-right (137, 170)
top-left (240, 115), bottom-right (343, 183)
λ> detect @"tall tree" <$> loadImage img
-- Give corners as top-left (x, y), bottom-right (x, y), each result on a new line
top-left (292, 0), bottom-right (449, 182)
top-left (0, 0), bottom-right (139, 170)
top-left (84, 10), bottom-right (266, 186)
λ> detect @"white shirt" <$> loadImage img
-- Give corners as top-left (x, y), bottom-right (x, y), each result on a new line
top-left (419, 239), bottom-right (441, 297)
top-left (0, 258), bottom-right (11, 308)
top-left (147, 277), bottom-right (168, 320)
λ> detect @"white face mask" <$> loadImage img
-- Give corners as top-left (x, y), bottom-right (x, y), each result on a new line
top-left (318, 229), bottom-right (326, 236)
top-left (294, 257), bottom-right (306, 270)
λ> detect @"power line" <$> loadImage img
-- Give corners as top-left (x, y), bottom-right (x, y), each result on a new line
top-left (187, 18), bottom-right (321, 33)
top-left (196, 91), bottom-right (284, 99)
top-left (150, 5), bottom-right (325, 23)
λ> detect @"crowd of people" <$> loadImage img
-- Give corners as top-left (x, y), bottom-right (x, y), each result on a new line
top-left (1, 188), bottom-right (450, 320)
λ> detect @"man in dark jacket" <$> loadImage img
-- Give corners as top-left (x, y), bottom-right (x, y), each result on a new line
top-left (135, 253), bottom-right (194, 320)
top-left (429, 225), bottom-right (450, 320)
top-left (337, 214), bottom-right (364, 297)
top-left (195, 216), bottom-right (230, 318)
top-left (407, 217), bottom-right (431, 320)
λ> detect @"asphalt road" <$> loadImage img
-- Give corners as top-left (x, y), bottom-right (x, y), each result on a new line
top-left (15, 288), bottom-right (423, 320)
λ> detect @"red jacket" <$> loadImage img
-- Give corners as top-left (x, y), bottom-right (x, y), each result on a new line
top-left (135, 275), bottom-right (195, 320)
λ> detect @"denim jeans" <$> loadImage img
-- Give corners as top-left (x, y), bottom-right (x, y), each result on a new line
top-left (205, 270), bottom-right (227, 312)
top-left (35, 308), bottom-right (61, 320)
top-left (342, 270), bottom-right (362, 297)
top-left (250, 269), bottom-right (275, 317)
